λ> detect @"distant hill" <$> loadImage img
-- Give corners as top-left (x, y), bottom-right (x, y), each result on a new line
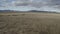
top-left (29, 10), bottom-right (57, 13)
top-left (0, 10), bottom-right (59, 13)
top-left (0, 10), bottom-right (15, 12)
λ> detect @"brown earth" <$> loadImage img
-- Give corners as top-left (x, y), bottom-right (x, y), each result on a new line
top-left (0, 12), bottom-right (60, 34)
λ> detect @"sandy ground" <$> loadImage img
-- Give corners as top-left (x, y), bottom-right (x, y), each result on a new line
top-left (0, 12), bottom-right (60, 34)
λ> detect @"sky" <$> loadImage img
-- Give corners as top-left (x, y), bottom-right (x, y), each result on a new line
top-left (0, 0), bottom-right (60, 12)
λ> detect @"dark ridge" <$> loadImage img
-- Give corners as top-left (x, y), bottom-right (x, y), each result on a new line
top-left (0, 10), bottom-right (27, 13)
top-left (29, 10), bottom-right (53, 12)
top-left (0, 10), bottom-right (59, 14)
top-left (0, 10), bottom-right (15, 12)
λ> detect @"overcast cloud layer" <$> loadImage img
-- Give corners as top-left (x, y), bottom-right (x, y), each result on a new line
top-left (0, 0), bottom-right (60, 12)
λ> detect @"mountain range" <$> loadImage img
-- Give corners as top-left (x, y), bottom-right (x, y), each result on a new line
top-left (0, 10), bottom-right (58, 13)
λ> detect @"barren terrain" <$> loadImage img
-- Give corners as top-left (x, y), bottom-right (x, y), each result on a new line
top-left (0, 12), bottom-right (60, 34)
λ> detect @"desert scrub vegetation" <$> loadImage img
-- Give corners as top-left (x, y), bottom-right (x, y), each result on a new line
top-left (0, 13), bottom-right (60, 34)
top-left (0, 15), bottom-right (3, 16)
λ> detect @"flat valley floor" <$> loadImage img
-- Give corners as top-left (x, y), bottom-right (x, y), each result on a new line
top-left (0, 12), bottom-right (60, 34)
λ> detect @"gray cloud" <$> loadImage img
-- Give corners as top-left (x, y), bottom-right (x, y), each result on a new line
top-left (0, 0), bottom-right (50, 7)
top-left (0, 0), bottom-right (60, 11)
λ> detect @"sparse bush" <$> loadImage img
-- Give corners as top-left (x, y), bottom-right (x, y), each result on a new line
top-left (0, 15), bottom-right (4, 17)
top-left (7, 15), bottom-right (11, 16)
top-left (22, 14), bottom-right (25, 16)
top-left (12, 15), bottom-right (18, 16)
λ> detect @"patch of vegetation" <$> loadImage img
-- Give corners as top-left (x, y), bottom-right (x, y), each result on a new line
top-left (12, 15), bottom-right (18, 16)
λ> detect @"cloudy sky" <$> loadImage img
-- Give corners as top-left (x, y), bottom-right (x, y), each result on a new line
top-left (0, 0), bottom-right (60, 12)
